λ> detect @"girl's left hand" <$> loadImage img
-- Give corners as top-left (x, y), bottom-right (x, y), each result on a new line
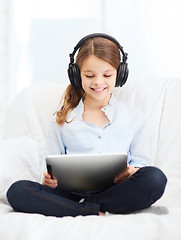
top-left (114, 165), bottom-right (140, 184)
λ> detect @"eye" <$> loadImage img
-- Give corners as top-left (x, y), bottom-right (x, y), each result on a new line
top-left (86, 75), bottom-right (94, 78)
top-left (104, 74), bottom-right (112, 78)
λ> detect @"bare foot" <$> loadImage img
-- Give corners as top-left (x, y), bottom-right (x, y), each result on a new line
top-left (99, 211), bottom-right (105, 216)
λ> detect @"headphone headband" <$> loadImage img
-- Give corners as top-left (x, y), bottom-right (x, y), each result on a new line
top-left (70, 33), bottom-right (128, 64)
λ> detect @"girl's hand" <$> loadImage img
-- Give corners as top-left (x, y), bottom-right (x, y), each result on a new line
top-left (114, 165), bottom-right (140, 184)
top-left (42, 172), bottom-right (58, 188)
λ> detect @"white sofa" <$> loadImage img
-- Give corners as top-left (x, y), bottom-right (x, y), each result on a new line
top-left (0, 78), bottom-right (181, 240)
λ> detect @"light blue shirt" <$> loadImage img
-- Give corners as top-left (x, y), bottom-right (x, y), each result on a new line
top-left (45, 95), bottom-right (152, 167)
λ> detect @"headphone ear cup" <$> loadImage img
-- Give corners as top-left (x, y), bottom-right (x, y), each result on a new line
top-left (122, 63), bottom-right (129, 86)
top-left (116, 63), bottom-right (129, 87)
top-left (68, 64), bottom-right (82, 88)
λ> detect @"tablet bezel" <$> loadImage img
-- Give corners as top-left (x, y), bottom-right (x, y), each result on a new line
top-left (46, 153), bottom-right (127, 191)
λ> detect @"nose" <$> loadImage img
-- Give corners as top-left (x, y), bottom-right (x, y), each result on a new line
top-left (93, 75), bottom-right (103, 85)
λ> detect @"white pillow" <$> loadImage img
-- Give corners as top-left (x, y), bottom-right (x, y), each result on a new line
top-left (0, 137), bottom-right (42, 203)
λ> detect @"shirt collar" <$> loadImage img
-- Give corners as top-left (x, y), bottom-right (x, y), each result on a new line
top-left (101, 94), bottom-right (115, 122)
top-left (71, 94), bottom-right (116, 123)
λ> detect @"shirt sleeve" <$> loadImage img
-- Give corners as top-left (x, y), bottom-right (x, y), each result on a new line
top-left (127, 111), bottom-right (153, 168)
top-left (45, 118), bottom-right (66, 156)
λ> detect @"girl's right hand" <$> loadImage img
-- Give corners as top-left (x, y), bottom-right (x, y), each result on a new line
top-left (42, 172), bottom-right (58, 188)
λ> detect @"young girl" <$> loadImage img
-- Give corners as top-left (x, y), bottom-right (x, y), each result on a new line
top-left (7, 33), bottom-right (167, 217)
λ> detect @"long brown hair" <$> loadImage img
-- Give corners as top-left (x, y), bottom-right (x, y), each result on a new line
top-left (55, 37), bottom-right (121, 125)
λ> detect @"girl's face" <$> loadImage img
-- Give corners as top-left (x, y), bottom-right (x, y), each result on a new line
top-left (80, 55), bottom-right (117, 105)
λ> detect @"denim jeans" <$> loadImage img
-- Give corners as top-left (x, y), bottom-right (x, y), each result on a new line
top-left (7, 166), bottom-right (167, 217)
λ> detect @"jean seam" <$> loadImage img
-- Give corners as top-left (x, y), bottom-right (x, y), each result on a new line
top-left (21, 181), bottom-right (99, 214)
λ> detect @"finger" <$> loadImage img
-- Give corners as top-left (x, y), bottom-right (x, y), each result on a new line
top-left (43, 172), bottom-right (51, 179)
top-left (114, 170), bottom-right (131, 183)
top-left (44, 178), bottom-right (57, 185)
top-left (43, 182), bottom-right (57, 188)
top-left (114, 176), bottom-right (128, 184)
top-left (116, 168), bottom-right (130, 179)
top-left (128, 166), bottom-right (138, 175)
top-left (43, 179), bottom-right (58, 188)
top-left (114, 167), bottom-right (139, 183)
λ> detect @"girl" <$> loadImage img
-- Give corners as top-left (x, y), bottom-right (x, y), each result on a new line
top-left (7, 33), bottom-right (167, 217)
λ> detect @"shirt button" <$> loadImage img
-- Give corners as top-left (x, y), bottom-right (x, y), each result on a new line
top-left (98, 136), bottom-right (101, 139)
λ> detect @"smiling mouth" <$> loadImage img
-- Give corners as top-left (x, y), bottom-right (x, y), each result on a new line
top-left (91, 87), bottom-right (107, 92)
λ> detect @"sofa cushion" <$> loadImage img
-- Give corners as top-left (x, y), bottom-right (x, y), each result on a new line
top-left (0, 137), bottom-right (43, 203)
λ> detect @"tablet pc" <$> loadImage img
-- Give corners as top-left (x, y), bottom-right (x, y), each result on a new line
top-left (46, 153), bottom-right (127, 191)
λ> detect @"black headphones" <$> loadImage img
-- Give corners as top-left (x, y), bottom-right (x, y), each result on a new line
top-left (68, 33), bottom-right (129, 88)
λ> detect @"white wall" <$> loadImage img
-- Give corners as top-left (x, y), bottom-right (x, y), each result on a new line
top-left (8, 0), bottom-right (181, 98)
top-left (104, 0), bottom-right (181, 80)
top-left (8, 0), bottom-right (104, 101)
top-left (0, 0), bottom-right (8, 136)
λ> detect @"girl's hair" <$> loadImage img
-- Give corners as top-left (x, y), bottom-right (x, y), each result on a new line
top-left (55, 37), bottom-right (121, 125)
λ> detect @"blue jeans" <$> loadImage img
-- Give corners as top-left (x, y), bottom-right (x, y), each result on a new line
top-left (6, 166), bottom-right (167, 217)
